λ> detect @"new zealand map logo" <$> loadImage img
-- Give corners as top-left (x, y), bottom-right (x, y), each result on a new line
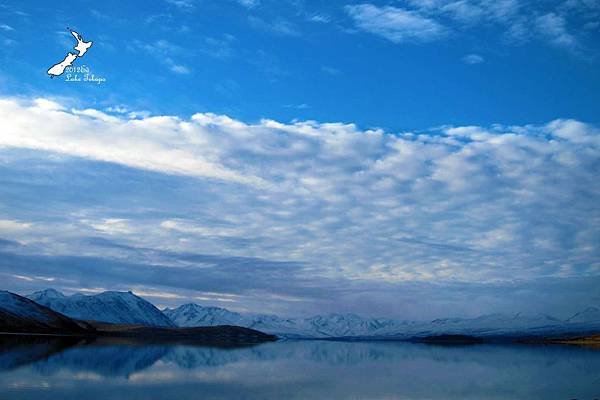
top-left (47, 28), bottom-right (92, 77)
top-left (47, 28), bottom-right (105, 84)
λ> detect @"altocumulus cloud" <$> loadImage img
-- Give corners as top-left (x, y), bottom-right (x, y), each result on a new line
top-left (345, 1), bottom-right (598, 51)
top-left (0, 96), bottom-right (599, 317)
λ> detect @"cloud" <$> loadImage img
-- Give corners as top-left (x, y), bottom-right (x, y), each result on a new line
top-left (1, 246), bottom-right (598, 318)
top-left (345, 1), bottom-right (595, 52)
top-left (462, 53), bottom-right (484, 64)
top-left (321, 66), bottom-right (341, 75)
top-left (345, 4), bottom-right (447, 43)
top-left (0, 97), bottom-right (264, 186)
top-left (87, 218), bottom-right (134, 235)
top-left (199, 35), bottom-right (236, 59)
top-left (283, 103), bottom-right (310, 110)
top-left (248, 16), bottom-right (300, 36)
top-left (309, 14), bottom-right (331, 23)
top-left (169, 63), bottom-right (191, 74)
top-left (133, 39), bottom-right (193, 74)
top-left (165, 0), bottom-right (195, 9)
top-left (536, 12), bottom-right (578, 50)
top-left (238, 0), bottom-right (259, 8)
top-left (406, 0), bottom-right (521, 24)
top-left (0, 219), bottom-right (32, 231)
top-left (0, 95), bottom-right (599, 316)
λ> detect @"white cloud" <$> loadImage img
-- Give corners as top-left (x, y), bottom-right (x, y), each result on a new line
top-left (86, 218), bottom-right (134, 235)
top-left (238, 0), bottom-right (259, 8)
top-left (0, 97), bottom-right (264, 186)
top-left (165, 0), bottom-right (195, 9)
top-left (462, 53), bottom-right (484, 64)
top-left (0, 219), bottom-right (32, 231)
top-left (345, 4), bottom-right (447, 43)
top-left (161, 219), bottom-right (243, 236)
top-left (407, 0), bottom-right (521, 24)
top-left (169, 63), bottom-right (191, 74)
top-left (134, 40), bottom-right (193, 74)
top-left (248, 16), bottom-right (299, 36)
top-left (536, 12), bottom-right (578, 49)
top-left (309, 14), bottom-right (330, 23)
top-left (345, 1), bottom-right (592, 51)
top-left (1, 96), bottom-right (599, 284)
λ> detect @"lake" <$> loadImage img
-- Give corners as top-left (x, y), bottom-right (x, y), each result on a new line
top-left (0, 335), bottom-right (598, 399)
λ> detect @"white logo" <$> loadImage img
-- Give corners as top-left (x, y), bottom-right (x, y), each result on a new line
top-left (47, 28), bottom-right (106, 84)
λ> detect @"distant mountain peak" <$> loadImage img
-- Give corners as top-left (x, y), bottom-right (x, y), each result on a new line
top-left (164, 302), bottom-right (246, 328)
top-left (28, 288), bottom-right (66, 299)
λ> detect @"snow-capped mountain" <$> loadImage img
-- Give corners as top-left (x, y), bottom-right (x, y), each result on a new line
top-left (27, 288), bottom-right (67, 310)
top-left (164, 304), bottom-right (403, 337)
top-left (403, 312), bottom-right (566, 338)
top-left (306, 314), bottom-right (402, 337)
top-left (27, 289), bottom-right (174, 327)
top-left (164, 303), bottom-right (248, 327)
top-left (18, 288), bottom-right (600, 338)
top-left (0, 291), bottom-right (92, 333)
top-left (164, 302), bottom-right (600, 338)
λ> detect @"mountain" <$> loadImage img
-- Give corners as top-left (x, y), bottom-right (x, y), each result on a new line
top-left (165, 304), bottom-right (402, 338)
top-left (27, 288), bottom-right (67, 311)
top-left (27, 289), bottom-right (174, 327)
top-left (304, 314), bottom-right (401, 337)
top-left (409, 312), bottom-right (565, 338)
top-left (164, 303), bottom-right (247, 327)
top-left (164, 302), bottom-right (600, 339)
top-left (19, 288), bottom-right (600, 339)
top-left (0, 291), bottom-right (93, 334)
top-left (2, 290), bottom-right (275, 343)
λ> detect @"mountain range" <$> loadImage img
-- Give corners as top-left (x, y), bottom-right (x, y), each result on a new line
top-left (165, 303), bottom-right (600, 339)
top-left (28, 289), bottom-right (174, 327)
top-left (4, 288), bottom-right (600, 339)
top-left (0, 290), bottom-right (275, 344)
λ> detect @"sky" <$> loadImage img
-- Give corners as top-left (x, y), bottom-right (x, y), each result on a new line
top-left (0, 0), bottom-right (599, 320)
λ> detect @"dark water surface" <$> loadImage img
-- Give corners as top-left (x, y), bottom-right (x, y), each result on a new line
top-left (0, 335), bottom-right (598, 400)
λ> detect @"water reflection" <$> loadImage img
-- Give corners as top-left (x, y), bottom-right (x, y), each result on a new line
top-left (0, 335), bottom-right (598, 399)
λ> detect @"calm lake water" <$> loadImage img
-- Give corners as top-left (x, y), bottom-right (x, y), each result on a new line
top-left (0, 335), bottom-right (598, 400)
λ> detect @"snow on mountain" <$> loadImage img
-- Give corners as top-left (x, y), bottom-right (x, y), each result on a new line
top-left (27, 289), bottom-right (174, 327)
top-left (411, 312), bottom-right (565, 337)
top-left (164, 303), bottom-right (248, 327)
top-left (246, 314), bottom-right (309, 336)
top-left (0, 291), bottom-right (91, 333)
top-left (27, 289), bottom-right (67, 313)
top-left (19, 289), bottom-right (600, 338)
top-left (0, 291), bottom-right (56, 324)
top-left (304, 314), bottom-right (401, 337)
top-left (29, 288), bottom-right (65, 301)
top-left (164, 304), bottom-right (402, 337)
top-left (164, 302), bottom-right (600, 338)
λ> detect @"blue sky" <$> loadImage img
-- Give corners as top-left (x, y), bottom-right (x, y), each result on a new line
top-left (0, 0), bottom-right (599, 319)
top-left (1, 0), bottom-right (600, 129)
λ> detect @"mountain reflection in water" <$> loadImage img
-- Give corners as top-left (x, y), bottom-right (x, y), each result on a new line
top-left (0, 335), bottom-right (598, 400)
